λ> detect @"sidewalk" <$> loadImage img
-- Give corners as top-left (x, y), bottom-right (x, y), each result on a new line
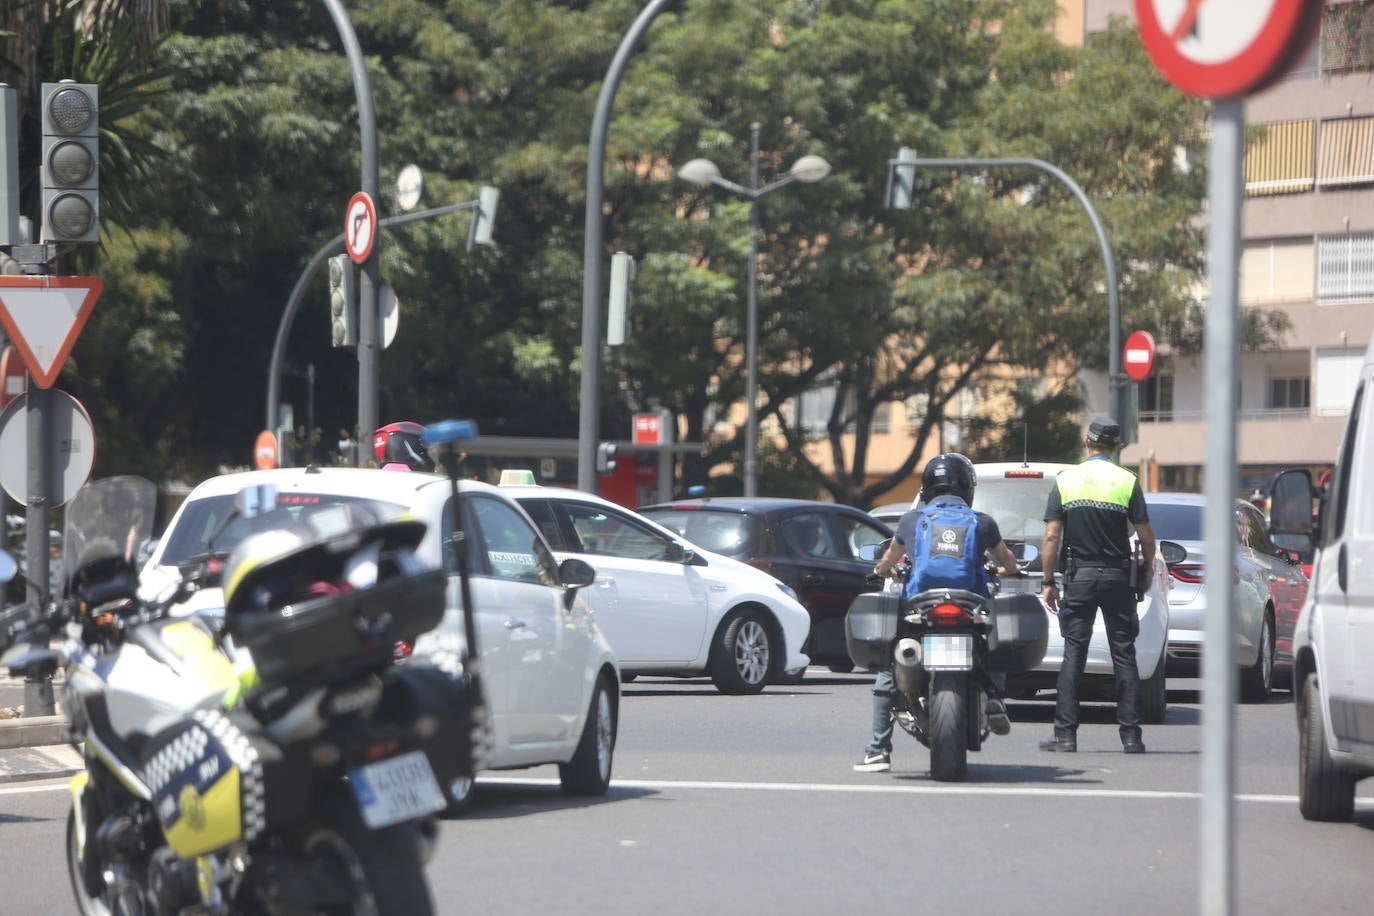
top-left (0, 672), bottom-right (82, 783)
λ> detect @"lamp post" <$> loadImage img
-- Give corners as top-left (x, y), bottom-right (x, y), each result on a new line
top-left (678, 123), bottom-right (830, 497)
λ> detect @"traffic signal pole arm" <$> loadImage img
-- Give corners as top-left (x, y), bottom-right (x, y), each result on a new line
top-left (887, 154), bottom-right (1125, 433)
top-left (265, 198), bottom-right (484, 437)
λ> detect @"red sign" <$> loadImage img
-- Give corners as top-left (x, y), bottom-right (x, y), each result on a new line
top-left (254, 429), bottom-right (278, 470)
top-left (0, 275), bottom-right (102, 388)
top-left (633, 412), bottom-right (663, 446)
top-left (1124, 330), bottom-right (1157, 382)
top-left (1135, 0), bottom-right (1323, 99)
top-left (344, 191), bottom-right (378, 264)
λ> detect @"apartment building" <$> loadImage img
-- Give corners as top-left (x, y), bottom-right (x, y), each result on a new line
top-left (1074, 0), bottom-right (1374, 493)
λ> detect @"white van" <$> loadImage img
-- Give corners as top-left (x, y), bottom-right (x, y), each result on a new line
top-left (1271, 334), bottom-right (1374, 821)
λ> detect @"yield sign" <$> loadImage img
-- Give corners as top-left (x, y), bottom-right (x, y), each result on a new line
top-left (0, 275), bottom-right (102, 388)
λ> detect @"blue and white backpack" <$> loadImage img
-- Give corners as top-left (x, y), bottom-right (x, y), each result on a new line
top-left (902, 500), bottom-right (990, 598)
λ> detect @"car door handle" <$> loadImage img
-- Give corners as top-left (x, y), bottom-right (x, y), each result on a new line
top-left (504, 619), bottom-right (527, 630)
top-left (597, 576), bottom-right (616, 588)
top-left (803, 574), bottom-right (824, 586)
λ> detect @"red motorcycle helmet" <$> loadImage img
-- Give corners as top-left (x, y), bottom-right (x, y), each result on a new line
top-left (372, 421), bottom-right (435, 472)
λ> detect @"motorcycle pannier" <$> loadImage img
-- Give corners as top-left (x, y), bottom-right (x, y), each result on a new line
top-left (228, 521), bottom-right (446, 686)
top-left (845, 592), bottom-right (901, 671)
top-left (985, 592), bottom-right (1049, 674)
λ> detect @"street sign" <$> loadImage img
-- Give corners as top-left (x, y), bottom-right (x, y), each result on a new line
top-left (344, 190), bottom-right (378, 264)
top-left (254, 429), bottom-right (278, 470)
top-left (379, 283), bottom-right (398, 348)
top-left (0, 389), bottom-right (95, 506)
top-left (1134, 0), bottom-right (1324, 98)
top-left (396, 164), bottom-right (423, 211)
top-left (632, 412), bottom-right (664, 446)
top-left (0, 275), bottom-right (101, 388)
top-left (0, 345), bottom-right (25, 409)
top-left (1124, 330), bottom-right (1157, 382)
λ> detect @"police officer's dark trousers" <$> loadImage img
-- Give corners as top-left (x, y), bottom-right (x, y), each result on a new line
top-left (1052, 566), bottom-right (1143, 744)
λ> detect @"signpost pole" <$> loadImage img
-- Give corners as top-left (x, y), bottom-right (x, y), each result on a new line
top-left (22, 383), bottom-right (52, 716)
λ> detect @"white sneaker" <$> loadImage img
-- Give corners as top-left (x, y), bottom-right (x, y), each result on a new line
top-left (853, 750), bottom-right (891, 772)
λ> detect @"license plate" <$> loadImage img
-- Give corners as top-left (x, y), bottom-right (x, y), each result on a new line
top-left (349, 750), bottom-right (446, 829)
top-left (923, 634), bottom-right (973, 670)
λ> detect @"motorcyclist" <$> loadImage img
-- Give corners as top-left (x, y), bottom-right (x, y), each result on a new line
top-left (373, 421), bottom-right (436, 472)
top-left (855, 453), bottom-right (1021, 773)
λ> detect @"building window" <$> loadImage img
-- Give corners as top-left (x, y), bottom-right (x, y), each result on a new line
top-left (1139, 372), bottom-right (1173, 422)
top-left (796, 384), bottom-right (835, 439)
top-left (1268, 376), bottom-right (1311, 410)
top-left (1316, 347), bottom-right (1365, 415)
top-left (1317, 116), bottom-right (1374, 189)
top-left (905, 393), bottom-right (929, 433)
top-left (871, 402), bottom-right (890, 436)
top-left (1317, 232), bottom-right (1374, 304)
top-left (1322, 1), bottom-right (1374, 75)
top-left (1245, 120), bottom-right (1315, 196)
top-left (1240, 237), bottom-right (1314, 303)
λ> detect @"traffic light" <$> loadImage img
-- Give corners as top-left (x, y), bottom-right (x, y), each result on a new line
top-left (886, 146), bottom-right (917, 211)
top-left (40, 81), bottom-right (99, 243)
top-left (328, 254), bottom-right (356, 347)
top-left (466, 185), bottom-right (500, 251)
top-left (596, 441), bottom-right (618, 474)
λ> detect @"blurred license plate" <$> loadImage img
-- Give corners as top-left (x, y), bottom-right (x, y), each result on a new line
top-left (923, 634), bottom-right (973, 670)
top-left (349, 750), bottom-right (445, 829)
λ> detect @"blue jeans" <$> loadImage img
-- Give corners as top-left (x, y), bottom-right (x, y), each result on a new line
top-left (866, 667), bottom-right (1007, 754)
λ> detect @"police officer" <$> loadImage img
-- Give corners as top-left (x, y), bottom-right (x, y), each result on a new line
top-left (1039, 417), bottom-right (1156, 754)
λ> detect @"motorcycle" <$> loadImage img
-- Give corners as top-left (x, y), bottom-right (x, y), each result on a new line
top-left (0, 474), bottom-right (481, 915)
top-left (847, 542), bottom-right (1047, 781)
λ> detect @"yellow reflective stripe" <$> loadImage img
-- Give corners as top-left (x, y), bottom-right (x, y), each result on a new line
top-left (1056, 461), bottom-right (1136, 508)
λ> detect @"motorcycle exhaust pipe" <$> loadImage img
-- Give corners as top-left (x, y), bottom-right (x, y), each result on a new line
top-left (893, 637), bottom-right (922, 668)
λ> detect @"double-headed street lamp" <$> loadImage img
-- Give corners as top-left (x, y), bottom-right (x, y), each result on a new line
top-left (677, 122), bottom-right (830, 497)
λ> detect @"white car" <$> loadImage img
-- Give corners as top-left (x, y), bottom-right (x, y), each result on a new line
top-left (140, 467), bottom-right (620, 812)
top-left (893, 462), bottom-right (1171, 723)
top-left (499, 482), bottom-right (811, 693)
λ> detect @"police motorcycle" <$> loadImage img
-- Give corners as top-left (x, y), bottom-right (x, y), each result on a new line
top-left (0, 473), bottom-right (481, 915)
top-left (847, 543), bottom-right (1047, 781)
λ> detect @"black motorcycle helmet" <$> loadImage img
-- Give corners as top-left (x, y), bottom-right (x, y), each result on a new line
top-left (920, 453), bottom-right (977, 506)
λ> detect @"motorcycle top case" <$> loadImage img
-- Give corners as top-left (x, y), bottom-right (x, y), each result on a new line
top-left (227, 521), bottom-right (445, 687)
top-left (845, 591), bottom-right (902, 671)
top-left (985, 592), bottom-right (1049, 674)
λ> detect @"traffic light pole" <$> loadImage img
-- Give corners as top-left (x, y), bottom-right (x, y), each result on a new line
top-left (322, 0), bottom-right (380, 464)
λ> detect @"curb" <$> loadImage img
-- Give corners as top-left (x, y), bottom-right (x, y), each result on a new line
top-left (0, 744), bottom-right (83, 785)
top-left (0, 715), bottom-right (67, 748)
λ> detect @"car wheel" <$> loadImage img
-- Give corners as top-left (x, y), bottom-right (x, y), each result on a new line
top-left (1239, 611), bottom-right (1274, 703)
top-left (827, 661), bottom-right (855, 673)
top-left (1298, 673), bottom-right (1355, 821)
top-left (709, 610), bottom-right (772, 695)
top-left (559, 675), bottom-right (616, 796)
top-left (1139, 659), bottom-right (1168, 724)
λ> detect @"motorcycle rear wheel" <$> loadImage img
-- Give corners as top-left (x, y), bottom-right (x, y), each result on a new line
top-left (928, 671), bottom-right (969, 781)
top-left (298, 805), bottom-right (436, 916)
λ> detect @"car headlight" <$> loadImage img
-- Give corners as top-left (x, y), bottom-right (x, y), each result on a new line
top-left (776, 581), bottom-right (799, 601)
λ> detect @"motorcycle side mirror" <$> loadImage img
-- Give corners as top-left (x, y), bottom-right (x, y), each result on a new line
top-left (1010, 542), bottom-right (1040, 565)
top-left (857, 542), bottom-right (885, 563)
top-left (0, 551), bottom-right (16, 584)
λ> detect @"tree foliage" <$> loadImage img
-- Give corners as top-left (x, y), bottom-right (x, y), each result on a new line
top-left (0, 1), bottom-right (1270, 501)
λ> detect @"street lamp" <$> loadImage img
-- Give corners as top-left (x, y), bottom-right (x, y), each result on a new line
top-left (677, 122), bottom-right (830, 497)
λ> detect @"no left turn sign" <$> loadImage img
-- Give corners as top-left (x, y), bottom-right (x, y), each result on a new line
top-left (344, 191), bottom-right (378, 264)
top-left (1134, 0), bottom-right (1323, 98)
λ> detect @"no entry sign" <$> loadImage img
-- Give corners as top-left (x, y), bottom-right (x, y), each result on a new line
top-left (1124, 330), bottom-right (1157, 382)
top-left (1134, 0), bottom-right (1324, 99)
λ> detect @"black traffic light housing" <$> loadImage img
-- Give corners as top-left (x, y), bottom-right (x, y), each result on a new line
top-left (596, 441), bottom-right (618, 474)
top-left (328, 253), bottom-right (357, 347)
top-left (40, 81), bottom-right (99, 244)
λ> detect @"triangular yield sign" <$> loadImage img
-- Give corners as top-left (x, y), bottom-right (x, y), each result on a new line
top-left (0, 276), bottom-right (102, 388)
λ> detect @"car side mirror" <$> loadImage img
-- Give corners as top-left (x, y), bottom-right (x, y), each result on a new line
top-left (1159, 540), bottom-right (1187, 567)
top-left (1268, 468), bottom-right (1321, 550)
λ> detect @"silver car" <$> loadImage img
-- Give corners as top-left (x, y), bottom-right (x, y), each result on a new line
top-left (1146, 492), bottom-right (1301, 702)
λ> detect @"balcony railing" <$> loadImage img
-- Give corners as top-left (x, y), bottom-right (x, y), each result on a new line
top-left (1321, 1), bottom-right (1374, 75)
top-left (1138, 407), bottom-right (1344, 423)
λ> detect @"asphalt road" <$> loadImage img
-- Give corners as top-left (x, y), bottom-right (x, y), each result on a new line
top-left (2, 672), bottom-right (1371, 915)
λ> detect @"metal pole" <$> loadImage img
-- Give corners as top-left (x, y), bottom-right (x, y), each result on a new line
top-left (265, 200), bottom-right (480, 437)
top-left (579, 0), bottom-right (678, 493)
top-left (744, 123), bottom-right (761, 497)
top-left (1200, 96), bottom-right (1243, 916)
top-left (886, 156), bottom-right (1123, 424)
top-left (23, 385), bottom-right (53, 716)
top-left (321, 0), bottom-right (380, 464)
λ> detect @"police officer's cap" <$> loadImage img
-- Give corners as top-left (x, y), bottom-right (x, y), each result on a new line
top-left (1086, 416), bottom-right (1121, 447)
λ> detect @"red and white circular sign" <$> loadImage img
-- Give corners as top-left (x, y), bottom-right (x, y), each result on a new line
top-left (1135, 0), bottom-right (1324, 99)
top-left (1124, 330), bottom-right (1157, 383)
top-left (344, 191), bottom-right (378, 264)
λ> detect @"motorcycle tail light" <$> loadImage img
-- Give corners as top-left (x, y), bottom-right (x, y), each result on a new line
top-left (927, 602), bottom-right (969, 624)
top-left (364, 738), bottom-right (401, 763)
top-left (1169, 563), bottom-right (1204, 584)
top-left (310, 742), bottom-right (341, 766)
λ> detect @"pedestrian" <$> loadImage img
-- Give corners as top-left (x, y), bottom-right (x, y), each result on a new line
top-left (1039, 416), bottom-right (1156, 754)
top-left (855, 453), bottom-right (1021, 773)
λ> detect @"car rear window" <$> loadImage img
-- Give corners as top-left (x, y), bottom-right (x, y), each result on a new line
top-left (158, 493), bottom-right (407, 566)
top-left (639, 509), bottom-right (759, 558)
top-left (1146, 502), bottom-right (1203, 542)
top-left (975, 476), bottom-right (1058, 540)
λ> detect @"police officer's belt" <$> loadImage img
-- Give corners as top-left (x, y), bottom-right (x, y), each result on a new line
top-left (1073, 558), bottom-right (1132, 568)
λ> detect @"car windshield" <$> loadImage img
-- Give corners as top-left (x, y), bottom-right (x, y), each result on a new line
top-left (639, 509), bottom-right (759, 558)
top-left (975, 476), bottom-right (1058, 541)
top-left (157, 492), bottom-right (407, 566)
top-left (1146, 502), bottom-right (1203, 542)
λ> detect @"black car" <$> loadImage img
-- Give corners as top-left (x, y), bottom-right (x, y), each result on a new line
top-left (637, 497), bottom-right (891, 672)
